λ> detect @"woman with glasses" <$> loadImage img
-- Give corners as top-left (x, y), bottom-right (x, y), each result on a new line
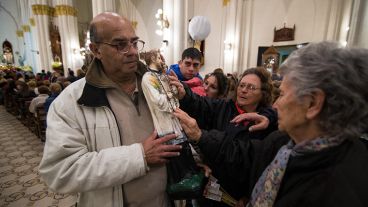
top-left (169, 67), bottom-right (277, 204)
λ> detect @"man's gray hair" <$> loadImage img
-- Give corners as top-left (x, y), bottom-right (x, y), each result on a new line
top-left (280, 41), bottom-right (368, 138)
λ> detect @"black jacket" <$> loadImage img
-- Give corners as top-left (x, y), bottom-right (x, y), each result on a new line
top-left (198, 130), bottom-right (368, 207)
top-left (179, 85), bottom-right (278, 200)
top-left (179, 84), bottom-right (278, 141)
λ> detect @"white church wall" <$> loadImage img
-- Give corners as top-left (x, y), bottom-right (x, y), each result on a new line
top-left (351, 0), bottom-right (368, 48)
top-left (192, 0), bottom-right (223, 76)
top-left (192, 0), bottom-right (355, 76)
top-left (133, 0), bottom-right (163, 51)
top-left (0, 0), bottom-right (22, 66)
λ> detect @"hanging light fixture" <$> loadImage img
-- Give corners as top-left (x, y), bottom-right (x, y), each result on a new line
top-left (155, 9), bottom-right (169, 36)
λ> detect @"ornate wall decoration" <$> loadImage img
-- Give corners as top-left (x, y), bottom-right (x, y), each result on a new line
top-left (22, 25), bottom-right (30, 32)
top-left (54, 5), bottom-right (78, 17)
top-left (223, 0), bottom-right (230, 6)
top-left (16, 30), bottom-right (24, 37)
top-left (131, 21), bottom-right (138, 30)
top-left (29, 18), bottom-right (36, 26)
top-left (32, 5), bottom-right (54, 16)
top-left (274, 24), bottom-right (295, 42)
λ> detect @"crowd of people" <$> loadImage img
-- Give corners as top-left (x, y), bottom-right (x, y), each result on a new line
top-left (0, 65), bottom-right (86, 141)
top-left (1, 11), bottom-right (367, 207)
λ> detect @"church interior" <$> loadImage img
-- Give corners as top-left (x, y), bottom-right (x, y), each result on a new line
top-left (0, 0), bottom-right (367, 206)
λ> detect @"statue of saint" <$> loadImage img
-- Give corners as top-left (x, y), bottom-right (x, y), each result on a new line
top-left (3, 47), bottom-right (14, 65)
top-left (141, 49), bottom-right (186, 145)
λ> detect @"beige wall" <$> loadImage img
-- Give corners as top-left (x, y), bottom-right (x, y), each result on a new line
top-left (0, 0), bottom-right (22, 65)
top-left (75, 0), bottom-right (93, 42)
top-left (193, 0), bottom-right (358, 76)
top-left (133, 0), bottom-right (163, 50)
top-left (351, 0), bottom-right (368, 48)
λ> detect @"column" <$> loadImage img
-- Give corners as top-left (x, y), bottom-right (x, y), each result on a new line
top-left (53, 0), bottom-right (82, 74)
top-left (163, 0), bottom-right (187, 65)
top-left (222, 0), bottom-right (253, 74)
top-left (31, 0), bottom-right (53, 72)
top-left (236, 0), bottom-right (254, 71)
top-left (347, 0), bottom-right (367, 47)
top-left (19, 0), bottom-right (39, 72)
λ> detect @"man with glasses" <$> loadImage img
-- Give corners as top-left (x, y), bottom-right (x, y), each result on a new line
top-left (39, 12), bottom-right (181, 207)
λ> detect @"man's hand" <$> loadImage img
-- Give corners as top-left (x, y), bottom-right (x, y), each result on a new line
top-left (168, 71), bottom-right (186, 99)
top-left (230, 113), bottom-right (269, 132)
top-left (173, 108), bottom-right (202, 142)
top-left (142, 131), bottom-right (182, 166)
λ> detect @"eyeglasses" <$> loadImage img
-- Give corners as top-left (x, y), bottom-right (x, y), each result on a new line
top-left (97, 39), bottom-right (145, 53)
top-left (238, 83), bottom-right (261, 92)
top-left (183, 61), bottom-right (200, 68)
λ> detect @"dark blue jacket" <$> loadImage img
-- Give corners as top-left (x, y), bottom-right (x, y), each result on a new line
top-left (167, 64), bottom-right (202, 81)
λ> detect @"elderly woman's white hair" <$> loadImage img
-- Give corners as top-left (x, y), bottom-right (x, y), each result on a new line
top-left (279, 41), bottom-right (368, 138)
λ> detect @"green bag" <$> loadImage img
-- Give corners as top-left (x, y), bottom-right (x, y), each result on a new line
top-left (167, 171), bottom-right (206, 200)
top-left (166, 141), bottom-right (207, 200)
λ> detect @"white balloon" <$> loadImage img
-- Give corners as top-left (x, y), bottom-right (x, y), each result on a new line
top-left (188, 16), bottom-right (211, 41)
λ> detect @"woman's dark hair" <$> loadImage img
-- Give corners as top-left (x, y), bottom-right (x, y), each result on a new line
top-left (207, 71), bottom-right (228, 98)
top-left (239, 67), bottom-right (273, 108)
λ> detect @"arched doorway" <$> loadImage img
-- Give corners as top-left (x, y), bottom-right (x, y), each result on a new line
top-left (2, 39), bottom-right (14, 65)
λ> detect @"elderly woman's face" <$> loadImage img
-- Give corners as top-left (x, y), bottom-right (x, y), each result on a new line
top-left (273, 76), bottom-right (310, 136)
top-left (236, 74), bottom-right (263, 111)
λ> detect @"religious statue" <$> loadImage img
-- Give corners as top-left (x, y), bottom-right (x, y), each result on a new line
top-left (3, 47), bottom-right (14, 65)
top-left (141, 50), bottom-right (186, 145)
top-left (141, 50), bottom-right (205, 200)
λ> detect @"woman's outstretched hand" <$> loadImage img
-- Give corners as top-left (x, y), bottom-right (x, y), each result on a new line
top-left (173, 108), bottom-right (202, 142)
top-left (230, 112), bottom-right (269, 132)
top-left (168, 70), bottom-right (186, 100)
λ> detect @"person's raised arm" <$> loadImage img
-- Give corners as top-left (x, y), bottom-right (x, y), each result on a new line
top-left (173, 108), bottom-right (289, 196)
top-left (173, 108), bottom-right (253, 182)
top-left (169, 72), bottom-right (226, 129)
top-left (231, 112), bottom-right (270, 132)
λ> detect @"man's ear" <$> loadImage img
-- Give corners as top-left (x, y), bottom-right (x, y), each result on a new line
top-left (89, 43), bottom-right (102, 59)
top-left (306, 89), bottom-right (325, 120)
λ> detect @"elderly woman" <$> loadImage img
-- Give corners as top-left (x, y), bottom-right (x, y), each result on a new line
top-left (170, 67), bottom-right (277, 201)
top-left (174, 42), bottom-right (368, 207)
top-left (175, 66), bottom-right (276, 137)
